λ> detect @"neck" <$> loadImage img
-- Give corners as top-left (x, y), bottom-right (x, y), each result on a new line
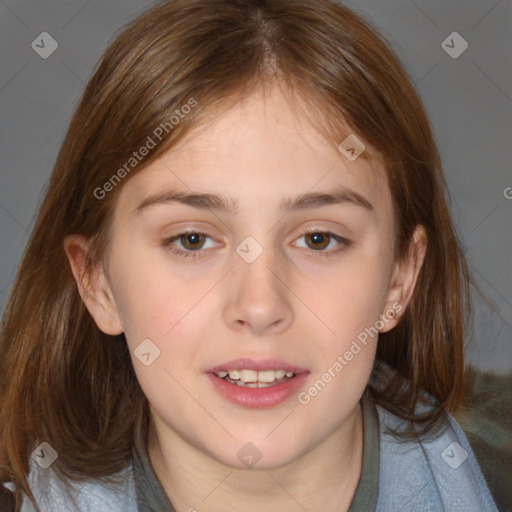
top-left (147, 404), bottom-right (364, 512)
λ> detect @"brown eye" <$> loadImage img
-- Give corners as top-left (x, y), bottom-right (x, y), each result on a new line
top-left (304, 232), bottom-right (331, 250)
top-left (163, 230), bottom-right (218, 260)
top-left (179, 232), bottom-right (206, 250)
top-left (294, 230), bottom-right (352, 257)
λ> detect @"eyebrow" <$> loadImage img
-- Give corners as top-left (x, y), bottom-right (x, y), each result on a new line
top-left (135, 186), bottom-right (373, 215)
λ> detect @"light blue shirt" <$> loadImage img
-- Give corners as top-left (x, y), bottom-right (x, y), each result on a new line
top-left (15, 398), bottom-right (498, 511)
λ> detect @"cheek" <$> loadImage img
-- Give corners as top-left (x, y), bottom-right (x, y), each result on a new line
top-left (108, 247), bottom-right (210, 376)
top-left (314, 248), bottom-right (392, 339)
top-left (115, 268), bottom-right (204, 409)
top-left (296, 239), bottom-right (392, 405)
top-left (298, 274), bottom-right (383, 416)
top-left (107, 242), bottom-right (186, 339)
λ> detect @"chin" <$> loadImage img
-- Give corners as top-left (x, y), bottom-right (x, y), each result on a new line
top-left (208, 438), bottom-right (305, 471)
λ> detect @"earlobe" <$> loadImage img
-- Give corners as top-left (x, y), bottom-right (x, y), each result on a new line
top-left (379, 225), bottom-right (427, 333)
top-left (63, 235), bottom-right (124, 335)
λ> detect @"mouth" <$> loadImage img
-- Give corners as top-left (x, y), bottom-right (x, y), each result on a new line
top-left (206, 358), bottom-right (309, 408)
top-left (214, 369), bottom-right (296, 388)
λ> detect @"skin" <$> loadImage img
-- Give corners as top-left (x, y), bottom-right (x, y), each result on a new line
top-left (65, 82), bottom-right (426, 512)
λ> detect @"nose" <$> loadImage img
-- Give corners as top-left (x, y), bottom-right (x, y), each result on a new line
top-left (223, 246), bottom-right (294, 336)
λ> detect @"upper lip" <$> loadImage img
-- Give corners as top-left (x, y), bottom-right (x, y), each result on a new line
top-left (206, 358), bottom-right (308, 374)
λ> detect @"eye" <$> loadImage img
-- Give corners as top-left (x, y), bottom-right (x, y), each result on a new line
top-left (293, 230), bottom-right (351, 257)
top-left (163, 231), bottom-right (217, 259)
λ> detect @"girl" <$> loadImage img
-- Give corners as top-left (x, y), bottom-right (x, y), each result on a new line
top-left (0, 0), bottom-right (499, 510)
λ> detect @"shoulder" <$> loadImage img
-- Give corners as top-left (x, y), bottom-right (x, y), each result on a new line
top-left (21, 456), bottom-right (137, 512)
top-left (374, 403), bottom-right (499, 512)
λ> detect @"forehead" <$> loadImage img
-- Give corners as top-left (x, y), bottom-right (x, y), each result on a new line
top-left (116, 84), bottom-right (391, 219)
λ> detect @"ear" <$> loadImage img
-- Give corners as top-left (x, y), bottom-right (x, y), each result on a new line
top-left (379, 225), bottom-right (427, 333)
top-left (63, 235), bottom-right (124, 335)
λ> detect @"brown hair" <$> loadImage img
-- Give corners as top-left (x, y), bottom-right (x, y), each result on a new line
top-left (0, 0), bottom-right (470, 509)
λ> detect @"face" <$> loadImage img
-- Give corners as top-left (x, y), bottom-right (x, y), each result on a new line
top-left (69, 84), bottom-right (415, 470)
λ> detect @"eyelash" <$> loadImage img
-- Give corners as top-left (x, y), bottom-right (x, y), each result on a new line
top-left (162, 229), bottom-right (352, 260)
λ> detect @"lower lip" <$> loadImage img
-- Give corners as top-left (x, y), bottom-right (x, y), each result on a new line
top-left (206, 372), bottom-right (310, 409)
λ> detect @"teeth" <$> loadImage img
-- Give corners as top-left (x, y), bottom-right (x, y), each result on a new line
top-left (216, 369), bottom-right (295, 383)
top-left (239, 369), bottom-right (258, 382)
top-left (236, 380), bottom-right (256, 388)
top-left (258, 370), bottom-right (277, 383)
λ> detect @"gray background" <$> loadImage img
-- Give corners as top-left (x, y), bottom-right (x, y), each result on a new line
top-left (1, 0), bottom-right (511, 373)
